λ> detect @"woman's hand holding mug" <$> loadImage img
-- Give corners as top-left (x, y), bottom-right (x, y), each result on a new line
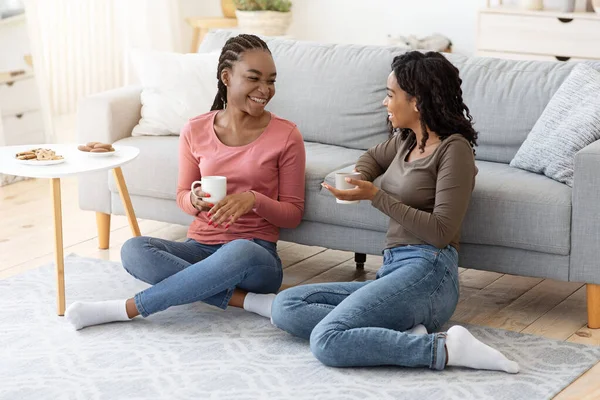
top-left (190, 185), bottom-right (214, 212)
top-left (191, 176), bottom-right (227, 212)
top-left (208, 192), bottom-right (256, 229)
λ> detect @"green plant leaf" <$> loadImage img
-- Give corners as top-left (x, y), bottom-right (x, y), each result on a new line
top-left (234, 0), bottom-right (291, 12)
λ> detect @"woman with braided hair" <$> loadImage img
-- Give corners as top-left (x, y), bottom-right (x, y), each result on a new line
top-left (65, 34), bottom-right (306, 330)
top-left (271, 51), bottom-right (520, 374)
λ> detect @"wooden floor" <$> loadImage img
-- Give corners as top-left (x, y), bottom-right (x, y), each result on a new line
top-left (1, 177), bottom-right (600, 399)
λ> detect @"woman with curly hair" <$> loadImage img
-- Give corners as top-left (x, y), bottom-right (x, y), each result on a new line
top-left (271, 51), bottom-right (519, 374)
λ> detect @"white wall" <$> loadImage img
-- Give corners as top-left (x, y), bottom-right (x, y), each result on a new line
top-left (287, 0), bottom-right (481, 55)
top-left (287, 0), bottom-right (588, 55)
top-left (180, 0), bottom-right (589, 56)
top-left (179, 0), bottom-right (223, 52)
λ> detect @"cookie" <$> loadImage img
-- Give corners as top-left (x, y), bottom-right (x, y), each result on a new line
top-left (79, 142), bottom-right (114, 152)
top-left (15, 148), bottom-right (62, 161)
top-left (93, 143), bottom-right (113, 150)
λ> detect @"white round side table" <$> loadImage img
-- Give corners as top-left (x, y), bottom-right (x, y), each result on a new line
top-left (0, 144), bottom-right (141, 316)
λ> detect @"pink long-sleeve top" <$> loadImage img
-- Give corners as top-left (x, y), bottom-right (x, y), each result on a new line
top-left (176, 111), bottom-right (306, 245)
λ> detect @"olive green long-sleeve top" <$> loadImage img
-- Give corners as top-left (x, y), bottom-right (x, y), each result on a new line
top-left (355, 132), bottom-right (477, 250)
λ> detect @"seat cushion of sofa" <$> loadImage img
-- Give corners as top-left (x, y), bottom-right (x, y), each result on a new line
top-left (303, 142), bottom-right (365, 192)
top-left (312, 161), bottom-right (571, 256)
top-left (109, 136), bottom-right (179, 200)
top-left (461, 161), bottom-right (571, 255)
top-left (300, 165), bottom-right (388, 232)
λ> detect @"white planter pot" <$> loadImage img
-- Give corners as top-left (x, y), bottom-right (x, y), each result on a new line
top-left (235, 10), bottom-right (292, 37)
top-left (519, 0), bottom-right (543, 10)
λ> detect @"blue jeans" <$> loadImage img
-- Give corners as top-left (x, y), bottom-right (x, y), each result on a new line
top-left (121, 236), bottom-right (283, 317)
top-left (271, 244), bottom-right (459, 370)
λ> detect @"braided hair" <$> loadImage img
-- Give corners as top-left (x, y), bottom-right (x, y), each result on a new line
top-left (210, 34), bottom-right (271, 111)
top-left (390, 51), bottom-right (478, 154)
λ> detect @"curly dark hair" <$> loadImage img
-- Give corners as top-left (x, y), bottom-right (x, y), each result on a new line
top-left (390, 51), bottom-right (478, 154)
top-left (210, 34), bottom-right (271, 111)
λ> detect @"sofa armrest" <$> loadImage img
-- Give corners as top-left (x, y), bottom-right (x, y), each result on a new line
top-left (77, 86), bottom-right (142, 144)
top-left (570, 140), bottom-right (600, 283)
top-left (77, 86), bottom-right (142, 214)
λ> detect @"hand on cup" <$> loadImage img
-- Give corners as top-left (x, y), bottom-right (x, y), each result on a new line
top-left (191, 176), bottom-right (227, 212)
top-left (190, 183), bottom-right (214, 212)
top-left (321, 172), bottom-right (378, 204)
top-left (335, 172), bottom-right (362, 204)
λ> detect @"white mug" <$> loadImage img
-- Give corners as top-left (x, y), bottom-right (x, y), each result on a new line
top-left (334, 172), bottom-right (362, 204)
top-left (191, 176), bottom-right (227, 203)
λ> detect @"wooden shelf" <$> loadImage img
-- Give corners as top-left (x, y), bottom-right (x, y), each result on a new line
top-left (0, 70), bottom-right (33, 85)
top-left (0, 13), bottom-right (26, 28)
top-left (482, 7), bottom-right (600, 20)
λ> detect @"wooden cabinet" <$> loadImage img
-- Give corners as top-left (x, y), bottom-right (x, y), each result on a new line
top-left (0, 13), bottom-right (51, 186)
top-left (477, 8), bottom-right (600, 62)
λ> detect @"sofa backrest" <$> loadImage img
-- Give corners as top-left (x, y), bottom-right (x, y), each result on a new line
top-left (200, 30), bottom-right (398, 150)
top-left (200, 31), bottom-right (600, 162)
top-left (446, 55), bottom-right (600, 163)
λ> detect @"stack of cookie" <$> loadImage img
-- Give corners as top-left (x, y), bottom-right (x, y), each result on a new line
top-left (78, 142), bottom-right (115, 153)
top-left (15, 148), bottom-right (64, 161)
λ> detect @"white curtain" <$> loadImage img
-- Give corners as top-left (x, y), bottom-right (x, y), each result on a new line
top-left (24, 0), bottom-right (182, 116)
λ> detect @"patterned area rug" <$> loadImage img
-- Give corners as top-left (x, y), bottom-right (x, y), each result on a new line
top-left (1, 255), bottom-right (599, 400)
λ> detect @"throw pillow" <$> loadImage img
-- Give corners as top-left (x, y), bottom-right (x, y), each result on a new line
top-left (509, 63), bottom-right (600, 187)
top-left (130, 49), bottom-right (220, 136)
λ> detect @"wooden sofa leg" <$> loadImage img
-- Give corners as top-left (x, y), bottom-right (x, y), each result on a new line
top-left (587, 283), bottom-right (600, 329)
top-left (355, 253), bottom-right (366, 270)
top-left (96, 212), bottom-right (111, 250)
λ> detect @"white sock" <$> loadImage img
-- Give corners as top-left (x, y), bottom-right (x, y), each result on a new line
top-left (445, 325), bottom-right (519, 373)
top-left (243, 293), bottom-right (276, 318)
top-left (406, 324), bottom-right (428, 335)
top-left (65, 300), bottom-right (131, 331)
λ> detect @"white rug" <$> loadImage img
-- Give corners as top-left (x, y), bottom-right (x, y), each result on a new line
top-left (1, 255), bottom-right (599, 400)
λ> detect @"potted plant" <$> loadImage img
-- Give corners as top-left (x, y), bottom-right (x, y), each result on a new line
top-left (233, 0), bottom-right (293, 37)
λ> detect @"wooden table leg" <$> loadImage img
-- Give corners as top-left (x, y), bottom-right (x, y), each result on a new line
top-left (198, 28), bottom-right (208, 49)
top-left (587, 283), bottom-right (600, 329)
top-left (191, 27), bottom-right (201, 52)
top-left (96, 212), bottom-right (111, 249)
top-left (112, 167), bottom-right (141, 237)
top-left (51, 178), bottom-right (65, 316)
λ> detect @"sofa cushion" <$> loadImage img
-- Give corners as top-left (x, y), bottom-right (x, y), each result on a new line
top-left (200, 30), bottom-right (600, 162)
top-left (109, 136), bottom-right (179, 200)
top-left (130, 49), bottom-right (220, 136)
top-left (112, 137), bottom-right (571, 256)
top-left (315, 161), bottom-right (571, 256)
top-left (302, 165), bottom-right (388, 231)
top-left (509, 63), bottom-right (600, 187)
top-left (461, 161), bottom-right (571, 255)
top-left (199, 30), bottom-right (402, 150)
top-left (304, 142), bottom-right (364, 191)
top-left (445, 55), bottom-right (600, 164)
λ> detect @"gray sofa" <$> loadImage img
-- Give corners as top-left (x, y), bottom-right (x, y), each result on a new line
top-left (77, 31), bottom-right (600, 327)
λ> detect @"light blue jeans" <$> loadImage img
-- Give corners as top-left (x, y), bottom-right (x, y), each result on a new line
top-left (271, 244), bottom-right (459, 370)
top-left (121, 236), bottom-right (283, 317)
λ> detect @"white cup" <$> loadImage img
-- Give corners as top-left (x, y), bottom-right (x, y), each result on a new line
top-left (334, 172), bottom-right (362, 205)
top-left (191, 176), bottom-right (227, 203)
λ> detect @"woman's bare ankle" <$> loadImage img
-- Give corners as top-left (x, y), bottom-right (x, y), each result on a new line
top-left (125, 298), bottom-right (139, 319)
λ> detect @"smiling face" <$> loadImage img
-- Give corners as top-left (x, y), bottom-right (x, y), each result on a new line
top-left (382, 71), bottom-right (419, 130)
top-left (221, 49), bottom-right (277, 117)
